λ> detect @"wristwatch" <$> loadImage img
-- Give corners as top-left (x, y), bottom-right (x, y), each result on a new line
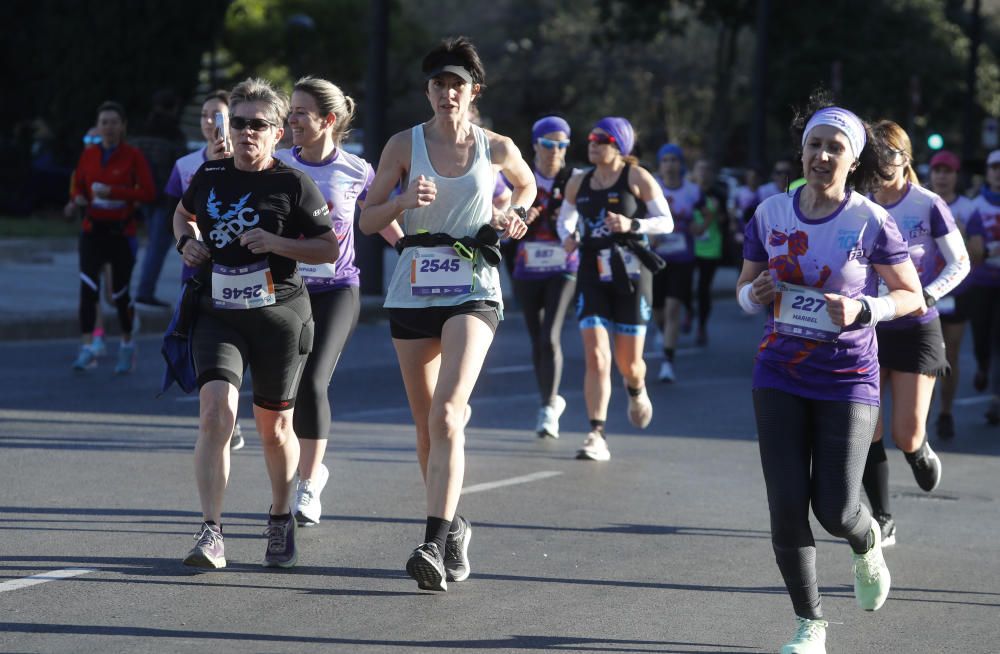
top-left (509, 205), bottom-right (528, 221)
top-left (923, 289), bottom-right (937, 308)
top-left (629, 218), bottom-right (641, 233)
top-left (857, 298), bottom-right (873, 326)
top-left (175, 234), bottom-right (194, 254)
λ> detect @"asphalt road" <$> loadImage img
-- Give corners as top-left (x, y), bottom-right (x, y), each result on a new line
top-left (0, 297), bottom-right (997, 654)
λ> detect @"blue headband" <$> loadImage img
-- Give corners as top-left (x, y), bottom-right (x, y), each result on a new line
top-left (657, 143), bottom-right (684, 165)
top-left (532, 116), bottom-right (571, 142)
top-left (595, 116), bottom-right (634, 156)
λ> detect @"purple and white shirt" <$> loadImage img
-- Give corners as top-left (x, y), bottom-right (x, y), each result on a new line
top-left (274, 146), bottom-right (374, 292)
top-left (651, 178), bottom-right (702, 262)
top-left (744, 189), bottom-right (909, 405)
top-left (165, 148), bottom-right (207, 198)
top-left (872, 183), bottom-right (958, 329)
top-left (965, 192), bottom-right (1000, 288)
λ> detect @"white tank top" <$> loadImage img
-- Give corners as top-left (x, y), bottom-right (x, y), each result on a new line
top-left (384, 123), bottom-right (502, 309)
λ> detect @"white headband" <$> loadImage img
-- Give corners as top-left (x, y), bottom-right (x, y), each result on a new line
top-left (802, 107), bottom-right (867, 160)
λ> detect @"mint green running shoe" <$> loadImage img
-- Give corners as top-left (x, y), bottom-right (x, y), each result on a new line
top-left (781, 616), bottom-right (828, 654)
top-left (114, 343), bottom-right (136, 375)
top-left (853, 519), bottom-right (891, 611)
top-left (72, 345), bottom-right (97, 371)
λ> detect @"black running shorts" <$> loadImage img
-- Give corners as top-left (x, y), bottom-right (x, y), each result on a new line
top-left (876, 317), bottom-right (950, 377)
top-left (388, 300), bottom-right (500, 340)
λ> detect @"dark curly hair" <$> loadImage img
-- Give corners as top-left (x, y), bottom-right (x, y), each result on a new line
top-left (422, 36), bottom-right (487, 96)
top-left (790, 89), bottom-right (894, 195)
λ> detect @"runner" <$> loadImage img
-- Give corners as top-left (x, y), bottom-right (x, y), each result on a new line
top-left (864, 121), bottom-right (968, 547)
top-left (757, 158), bottom-right (794, 201)
top-left (359, 36), bottom-right (533, 592)
top-left (965, 149), bottom-right (1000, 424)
top-left (557, 118), bottom-right (673, 461)
top-left (691, 158), bottom-right (727, 346)
top-left (927, 150), bottom-right (976, 439)
top-left (650, 143), bottom-right (700, 382)
top-left (68, 101), bottom-right (155, 374)
top-left (275, 76), bottom-right (403, 526)
top-left (512, 115), bottom-right (577, 438)
top-left (737, 98), bottom-right (923, 653)
top-left (174, 78), bottom-right (338, 569)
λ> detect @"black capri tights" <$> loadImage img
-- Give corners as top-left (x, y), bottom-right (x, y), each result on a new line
top-left (294, 286), bottom-right (360, 440)
top-left (78, 231), bottom-right (135, 335)
top-left (513, 275), bottom-right (576, 405)
top-left (752, 387), bottom-right (876, 619)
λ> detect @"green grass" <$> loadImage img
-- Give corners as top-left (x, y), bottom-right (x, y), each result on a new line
top-left (0, 212), bottom-right (80, 238)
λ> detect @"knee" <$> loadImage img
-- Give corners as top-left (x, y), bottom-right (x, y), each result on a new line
top-left (260, 413), bottom-right (295, 448)
top-left (813, 503), bottom-right (855, 539)
top-left (769, 512), bottom-right (813, 548)
top-left (619, 358), bottom-right (645, 382)
top-left (428, 402), bottom-right (467, 443)
top-left (586, 347), bottom-right (611, 375)
top-left (199, 399), bottom-right (236, 443)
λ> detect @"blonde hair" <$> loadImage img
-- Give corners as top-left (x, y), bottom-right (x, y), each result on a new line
top-left (293, 76), bottom-right (356, 146)
top-left (230, 78), bottom-right (290, 126)
top-left (873, 120), bottom-right (920, 186)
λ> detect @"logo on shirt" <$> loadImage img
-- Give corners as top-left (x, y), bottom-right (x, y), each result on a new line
top-left (206, 189), bottom-right (259, 248)
top-left (836, 229), bottom-right (864, 261)
top-left (901, 216), bottom-right (927, 241)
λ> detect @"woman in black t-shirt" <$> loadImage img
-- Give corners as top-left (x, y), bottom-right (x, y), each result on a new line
top-left (172, 78), bottom-right (338, 571)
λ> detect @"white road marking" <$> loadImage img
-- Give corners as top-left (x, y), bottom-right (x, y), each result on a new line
top-left (487, 364), bottom-right (535, 374)
top-left (954, 395), bottom-right (992, 406)
top-left (462, 470), bottom-right (562, 495)
top-left (0, 568), bottom-right (95, 593)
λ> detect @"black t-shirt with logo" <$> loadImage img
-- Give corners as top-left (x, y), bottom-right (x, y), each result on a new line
top-left (182, 158), bottom-right (331, 301)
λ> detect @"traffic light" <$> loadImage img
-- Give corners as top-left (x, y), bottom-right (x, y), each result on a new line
top-left (927, 133), bottom-right (944, 150)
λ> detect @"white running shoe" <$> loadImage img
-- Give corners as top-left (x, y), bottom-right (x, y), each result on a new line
top-left (658, 360), bottom-right (676, 383)
top-left (536, 395), bottom-right (566, 439)
top-left (90, 336), bottom-right (107, 358)
top-left (71, 345), bottom-right (98, 371)
top-left (780, 616), bottom-right (828, 654)
top-left (294, 463), bottom-right (330, 526)
top-left (627, 386), bottom-right (653, 429)
top-left (575, 430), bottom-right (610, 462)
top-left (852, 519), bottom-right (891, 611)
top-left (229, 422), bottom-right (245, 451)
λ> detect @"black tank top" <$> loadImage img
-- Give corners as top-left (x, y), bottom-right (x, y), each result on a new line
top-left (575, 164), bottom-right (639, 242)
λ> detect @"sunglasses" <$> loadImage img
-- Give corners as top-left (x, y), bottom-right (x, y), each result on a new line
top-left (230, 116), bottom-right (276, 132)
top-left (773, 168), bottom-right (791, 175)
top-left (587, 133), bottom-right (616, 145)
top-left (538, 137), bottom-right (570, 150)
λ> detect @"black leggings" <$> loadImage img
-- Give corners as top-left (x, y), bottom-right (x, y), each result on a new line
top-left (513, 275), bottom-right (576, 405)
top-left (969, 285), bottom-right (1000, 395)
top-left (695, 257), bottom-right (718, 330)
top-left (78, 230), bottom-right (135, 335)
top-left (294, 286), bottom-right (360, 440)
top-left (753, 387), bottom-right (876, 619)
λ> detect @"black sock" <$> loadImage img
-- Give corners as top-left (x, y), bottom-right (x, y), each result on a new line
top-left (903, 437), bottom-right (928, 461)
top-left (269, 512), bottom-right (292, 522)
top-left (664, 348), bottom-right (675, 363)
top-left (862, 440), bottom-right (891, 516)
top-left (626, 385), bottom-right (642, 397)
top-left (425, 516), bottom-right (451, 550)
top-left (589, 419), bottom-right (605, 436)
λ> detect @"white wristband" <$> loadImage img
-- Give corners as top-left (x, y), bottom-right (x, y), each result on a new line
top-left (738, 283), bottom-right (764, 314)
top-left (860, 294), bottom-right (897, 327)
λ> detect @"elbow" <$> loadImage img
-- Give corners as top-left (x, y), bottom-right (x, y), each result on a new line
top-left (358, 210), bottom-right (378, 236)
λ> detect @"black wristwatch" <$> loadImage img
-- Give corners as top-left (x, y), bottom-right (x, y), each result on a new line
top-left (857, 298), bottom-right (872, 326)
top-left (629, 218), bottom-right (641, 233)
top-left (509, 205), bottom-right (528, 221)
top-left (175, 234), bottom-right (194, 254)
top-left (923, 290), bottom-right (937, 308)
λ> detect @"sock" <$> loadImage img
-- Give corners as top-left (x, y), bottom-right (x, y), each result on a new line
top-left (269, 512), bottom-right (292, 523)
top-left (93, 327), bottom-right (105, 338)
top-left (862, 440), bottom-right (891, 516)
top-left (903, 437), bottom-right (928, 461)
top-left (664, 348), bottom-right (675, 363)
top-left (589, 419), bottom-right (605, 436)
top-left (425, 516), bottom-right (451, 550)
top-left (626, 385), bottom-right (643, 397)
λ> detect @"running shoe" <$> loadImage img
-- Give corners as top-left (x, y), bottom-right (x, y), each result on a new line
top-left (986, 401), bottom-right (1000, 426)
top-left (536, 395), bottom-right (566, 439)
top-left (904, 440), bottom-right (942, 492)
top-left (406, 542), bottom-right (447, 591)
top-left (576, 430), bottom-right (611, 462)
top-left (780, 617), bottom-right (828, 654)
top-left (134, 296), bottom-right (171, 312)
top-left (658, 360), bottom-right (676, 383)
top-left (230, 422), bottom-right (245, 451)
top-left (183, 522), bottom-right (226, 569)
top-left (852, 519), bottom-right (891, 611)
top-left (90, 335), bottom-right (107, 358)
top-left (626, 386), bottom-right (653, 429)
top-left (294, 463), bottom-right (330, 526)
top-left (71, 345), bottom-right (98, 371)
top-left (262, 512), bottom-right (298, 568)
top-left (973, 368), bottom-right (988, 392)
top-left (874, 512), bottom-right (896, 547)
top-left (114, 342), bottom-right (136, 375)
top-left (935, 413), bottom-right (955, 440)
top-left (444, 516), bottom-right (472, 582)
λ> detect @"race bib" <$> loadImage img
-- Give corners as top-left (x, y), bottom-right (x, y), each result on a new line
top-left (655, 233), bottom-right (688, 256)
top-left (299, 262), bottom-right (339, 287)
top-left (410, 247), bottom-right (474, 296)
top-left (597, 248), bottom-right (640, 282)
top-left (211, 261), bottom-right (276, 310)
top-left (522, 241), bottom-right (567, 273)
top-left (773, 282), bottom-right (841, 342)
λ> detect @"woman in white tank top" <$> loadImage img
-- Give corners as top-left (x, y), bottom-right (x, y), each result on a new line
top-left (360, 36), bottom-right (535, 592)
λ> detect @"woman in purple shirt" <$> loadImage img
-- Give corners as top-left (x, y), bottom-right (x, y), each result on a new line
top-left (736, 96), bottom-right (922, 654)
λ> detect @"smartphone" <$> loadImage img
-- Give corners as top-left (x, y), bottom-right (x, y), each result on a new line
top-left (215, 111), bottom-right (230, 152)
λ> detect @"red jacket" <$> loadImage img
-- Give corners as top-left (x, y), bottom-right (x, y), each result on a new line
top-left (70, 142), bottom-right (155, 235)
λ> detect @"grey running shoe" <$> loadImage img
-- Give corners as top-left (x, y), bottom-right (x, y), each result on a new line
top-left (444, 516), bottom-right (473, 582)
top-left (230, 422), bottom-right (245, 451)
top-left (904, 440), bottom-right (942, 492)
top-left (536, 395), bottom-right (566, 439)
top-left (874, 513), bottom-right (896, 547)
top-left (406, 542), bottom-right (447, 591)
top-left (183, 522), bottom-right (226, 569)
top-left (262, 513), bottom-right (298, 568)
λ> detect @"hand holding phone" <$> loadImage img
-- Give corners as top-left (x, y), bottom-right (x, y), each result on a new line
top-left (215, 111), bottom-right (231, 154)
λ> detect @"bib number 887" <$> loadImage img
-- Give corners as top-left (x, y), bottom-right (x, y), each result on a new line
top-left (222, 284), bottom-right (264, 300)
top-left (791, 295), bottom-right (826, 312)
top-left (419, 258), bottom-right (461, 273)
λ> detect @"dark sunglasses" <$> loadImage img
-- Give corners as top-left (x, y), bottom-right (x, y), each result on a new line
top-left (587, 133), bottom-right (616, 145)
top-left (538, 137), bottom-right (570, 150)
top-left (773, 168), bottom-right (791, 175)
top-left (230, 116), bottom-right (275, 132)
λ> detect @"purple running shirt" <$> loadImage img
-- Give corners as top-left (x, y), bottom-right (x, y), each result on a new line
top-left (965, 192), bottom-right (1000, 288)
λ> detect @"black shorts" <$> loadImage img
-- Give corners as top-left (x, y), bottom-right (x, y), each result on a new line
top-left (389, 300), bottom-right (500, 340)
top-left (938, 292), bottom-right (971, 325)
top-left (576, 267), bottom-right (652, 335)
top-left (193, 290), bottom-right (314, 410)
top-left (876, 317), bottom-right (950, 377)
top-left (652, 260), bottom-right (695, 309)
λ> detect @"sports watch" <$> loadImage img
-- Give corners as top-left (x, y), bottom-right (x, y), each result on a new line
top-left (857, 298), bottom-right (873, 326)
top-left (923, 290), bottom-right (937, 308)
top-left (630, 218), bottom-right (641, 233)
top-left (509, 205), bottom-right (528, 221)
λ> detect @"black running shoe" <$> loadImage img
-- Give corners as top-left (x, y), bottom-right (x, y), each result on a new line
top-left (904, 441), bottom-right (942, 492)
top-left (974, 369), bottom-right (988, 392)
top-left (444, 516), bottom-right (472, 582)
top-left (874, 513), bottom-right (896, 547)
top-left (406, 542), bottom-right (447, 591)
top-left (935, 413), bottom-right (955, 440)
top-left (986, 402), bottom-right (1000, 426)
